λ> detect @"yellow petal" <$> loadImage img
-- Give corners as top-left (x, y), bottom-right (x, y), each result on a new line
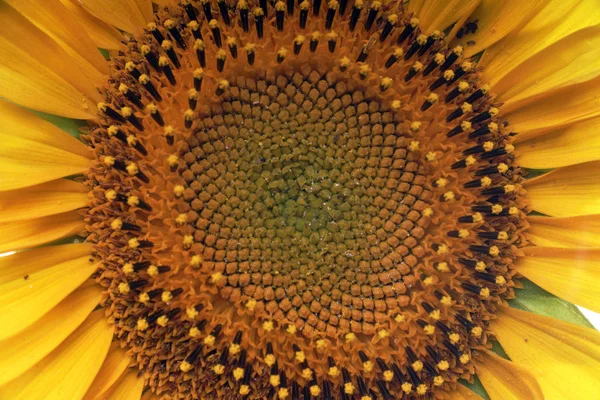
top-left (481, 0), bottom-right (600, 87)
top-left (105, 370), bottom-right (145, 400)
top-left (517, 247), bottom-right (600, 313)
top-left (526, 215), bottom-right (600, 249)
top-left (411, 0), bottom-right (481, 34)
top-left (508, 75), bottom-right (600, 142)
top-left (0, 211), bottom-right (85, 254)
top-left (523, 161), bottom-right (600, 217)
top-left (79, 0), bottom-right (149, 33)
top-left (83, 343), bottom-right (131, 400)
top-left (453, 384), bottom-right (485, 400)
top-left (0, 180), bottom-right (88, 223)
top-left (59, 0), bottom-right (124, 50)
top-left (493, 306), bottom-right (600, 400)
top-left (515, 116), bottom-right (600, 168)
top-left (0, 242), bottom-right (93, 285)
top-left (0, 3), bottom-right (101, 118)
top-left (135, 0), bottom-right (154, 23)
top-left (0, 282), bottom-right (101, 386)
top-left (0, 310), bottom-right (113, 400)
top-left (461, 0), bottom-right (545, 58)
top-left (4, 0), bottom-right (109, 79)
top-left (0, 250), bottom-right (97, 340)
top-left (475, 350), bottom-right (544, 400)
top-left (493, 25), bottom-right (600, 110)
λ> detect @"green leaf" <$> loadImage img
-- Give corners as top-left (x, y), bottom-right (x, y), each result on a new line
top-left (509, 278), bottom-right (594, 329)
top-left (29, 109), bottom-right (84, 140)
top-left (460, 376), bottom-right (490, 400)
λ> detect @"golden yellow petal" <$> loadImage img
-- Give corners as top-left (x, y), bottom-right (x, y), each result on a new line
top-left (104, 370), bottom-right (145, 400)
top-left (475, 350), bottom-right (544, 400)
top-left (0, 4), bottom-right (101, 118)
top-left (406, 0), bottom-right (426, 15)
top-left (0, 250), bottom-right (97, 341)
top-left (526, 215), bottom-right (600, 249)
top-left (4, 0), bottom-right (109, 78)
top-left (79, 0), bottom-right (149, 33)
top-left (412, 0), bottom-right (481, 34)
top-left (59, 0), bottom-right (124, 50)
top-left (494, 306), bottom-right (600, 400)
top-left (481, 0), bottom-right (600, 87)
top-left (0, 211), bottom-right (85, 254)
top-left (0, 242), bottom-right (93, 284)
top-left (508, 76), bottom-right (600, 142)
top-left (523, 161), bottom-right (600, 217)
top-left (493, 25), bottom-right (600, 109)
top-left (0, 180), bottom-right (88, 223)
top-left (0, 282), bottom-right (101, 386)
top-left (453, 384), bottom-right (485, 400)
top-left (517, 247), bottom-right (600, 313)
top-left (135, 0), bottom-right (154, 23)
top-left (83, 343), bottom-right (131, 400)
top-left (0, 310), bottom-right (113, 400)
top-left (461, 0), bottom-right (545, 58)
top-left (515, 116), bottom-right (600, 168)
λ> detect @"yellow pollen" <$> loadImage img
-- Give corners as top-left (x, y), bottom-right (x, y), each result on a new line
top-left (443, 191), bottom-right (455, 201)
top-left (344, 382), bottom-right (356, 394)
top-left (395, 314), bottom-right (406, 323)
top-left (449, 332), bottom-right (460, 344)
top-left (211, 272), bottom-right (224, 283)
top-left (402, 382), bottom-right (413, 394)
top-left (161, 291), bottom-right (173, 302)
top-left (128, 238), bottom-right (140, 249)
top-left (147, 265), bottom-right (158, 276)
top-left (461, 121), bottom-right (473, 132)
top-left (118, 282), bottom-right (130, 294)
top-left (427, 93), bottom-right (439, 103)
top-left (138, 74), bottom-right (150, 84)
top-left (412, 61), bottom-right (423, 71)
top-left (226, 36), bottom-right (236, 47)
top-left (423, 207), bottom-right (433, 217)
top-left (410, 17), bottom-right (419, 26)
top-left (158, 56), bottom-right (169, 67)
top-left (191, 255), bottom-right (202, 268)
top-left (193, 68), bottom-right (204, 80)
top-left (345, 332), bottom-right (356, 342)
top-left (363, 361), bottom-right (373, 372)
top-left (270, 375), bottom-right (280, 387)
top-left (458, 229), bottom-right (470, 238)
top-left (105, 155), bottom-right (117, 166)
top-left (174, 185), bottom-right (185, 197)
top-left (423, 276), bottom-right (434, 286)
top-left (383, 370), bottom-right (394, 382)
top-left (244, 43), bottom-right (255, 52)
top-left (437, 262), bottom-right (449, 272)
top-left (509, 206), bottom-right (519, 215)
top-left (295, 351), bottom-right (306, 363)
top-left (438, 360), bottom-right (450, 371)
top-left (137, 318), bottom-right (149, 331)
top-left (287, 324), bottom-right (297, 335)
top-left (460, 353), bottom-right (471, 364)
top-left (216, 49), bottom-right (227, 60)
top-left (118, 83), bottom-right (129, 94)
top-left (138, 294), bottom-right (150, 306)
top-left (491, 204), bottom-right (503, 214)
top-left (410, 121), bottom-right (422, 132)
top-left (441, 296), bottom-right (452, 306)
top-left (417, 384), bottom-right (428, 395)
top-left (416, 34), bottom-right (427, 45)
top-left (262, 320), bottom-right (274, 332)
top-left (472, 212), bottom-right (483, 223)
top-left (471, 326), bottom-right (483, 337)
top-left (213, 365), bottom-right (225, 375)
top-left (339, 56), bottom-right (351, 68)
top-left (412, 360), bottom-right (423, 372)
top-left (504, 184), bottom-right (516, 193)
top-left (107, 125), bottom-right (119, 136)
top-left (387, 13), bottom-right (398, 23)
top-left (264, 354), bottom-right (276, 367)
top-left (309, 385), bottom-right (321, 397)
top-left (157, 315), bottom-right (169, 327)
top-left (208, 19), bottom-right (219, 29)
top-left (489, 246), bottom-right (500, 256)
top-left (434, 376), bottom-right (444, 386)
top-left (180, 361), bottom-right (192, 372)
top-left (127, 196), bottom-right (139, 207)
top-left (126, 163), bottom-right (138, 176)
top-left (229, 343), bottom-right (241, 355)
top-left (361, 397), bottom-right (371, 400)
top-left (187, 20), bottom-right (199, 31)
top-left (186, 306), bottom-right (199, 319)
top-left (175, 213), bottom-right (187, 226)
top-left (409, 141), bottom-right (420, 151)
top-left (359, 64), bottom-right (371, 76)
top-left (326, 31), bottom-right (338, 41)
top-left (461, 61), bottom-right (473, 71)
top-left (239, 385), bottom-right (250, 395)
top-left (328, 366), bottom-right (340, 377)
top-left (461, 102), bottom-right (473, 113)
top-left (481, 176), bottom-right (492, 187)
top-left (316, 338), bottom-right (326, 349)
top-left (105, 189), bottom-right (117, 201)
top-left (424, 324), bottom-right (435, 335)
top-left (125, 61), bottom-right (136, 71)
top-left (377, 329), bottom-right (390, 339)
top-left (490, 107), bottom-right (500, 117)
top-left (434, 52), bottom-right (445, 64)
top-left (465, 155), bottom-right (476, 166)
top-left (183, 235), bottom-right (194, 248)
top-left (436, 244), bottom-right (448, 255)
top-left (246, 298), bottom-right (257, 311)
top-left (278, 388), bottom-right (289, 399)
top-left (393, 47), bottom-right (404, 58)
top-left (294, 34), bottom-right (306, 44)
top-left (233, 367), bottom-right (244, 381)
top-left (480, 287), bottom-right (491, 298)
top-left (189, 327), bottom-right (201, 338)
top-left (301, 368), bottom-right (313, 380)
top-left (203, 335), bottom-right (216, 346)
top-left (122, 263), bottom-right (134, 274)
top-left (126, 135), bottom-right (138, 147)
top-left (120, 107), bottom-right (133, 118)
top-left (381, 77), bottom-right (393, 90)
top-left (443, 70), bottom-right (455, 81)
top-left (429, 309), bottom-right (441, 320)
top-left (163, 19), bottom-right (175, 29)
top-left (498, 163), bottom-right (509, 173)
top-left (458, 81), bottom-right (470, 92)
top-left (476, 261), bottom-right (487, 272)
top-left (218, 79), bottom-right (230, 90)
top-left (184, 109), bottom-right (194, 121)
top-left (435, 178), bottom-right (448, 188)
top-left (498, 231), bottom-right (509, 240)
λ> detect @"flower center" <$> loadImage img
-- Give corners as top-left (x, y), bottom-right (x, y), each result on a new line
top-left (85, 1), bottom-right (525, 398)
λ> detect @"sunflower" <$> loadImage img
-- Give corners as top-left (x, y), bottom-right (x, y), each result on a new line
top-left (1, 0), bottom-right (599, 399)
